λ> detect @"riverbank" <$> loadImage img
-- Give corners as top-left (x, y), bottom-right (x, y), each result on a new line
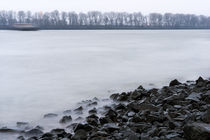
top-left (1, 77), bottom-right (210, 140)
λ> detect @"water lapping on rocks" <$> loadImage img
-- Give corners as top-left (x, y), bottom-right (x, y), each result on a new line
top-left (1, 77), bottom-right (210, 140)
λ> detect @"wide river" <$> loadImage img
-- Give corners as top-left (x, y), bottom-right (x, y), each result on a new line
top-left (0, 30), bottom-right (210, 126)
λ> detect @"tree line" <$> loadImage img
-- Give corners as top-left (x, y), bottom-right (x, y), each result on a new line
top-left (0, 10), bottom-right (210, 29)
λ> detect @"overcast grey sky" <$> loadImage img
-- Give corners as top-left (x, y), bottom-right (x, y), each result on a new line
top-left (1, 0), bottom-right (210, 15)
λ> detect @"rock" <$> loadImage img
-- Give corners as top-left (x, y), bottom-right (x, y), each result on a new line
top-left (87, 114), bottom-right (99, 119)
top-left (27, 136), bottom-right (38, 140)
top-left (16, 136), bottom-right (25, 140)
top-left (71, 129), bottom-right (87, 140)
top-left (110, 93), bottom-right (119, 100)
top-left (105, 109), bottom-right (118, 122)
top-left (117, 92), bottom-right (128, 101)
top-left (86, 118), bottom-right (98, 126)
top-left (74, 106), bottom-right (83, 114)
top-left (63, 110), bottom-right (71, 114)
top-left (127, 111), bottom-right (135, 117)
top-left (184, 123), bottom-right (210, 140)
top-left (59, 115), bottom-right (72, 124)
top-left (128, 103), bottom-right (158, 112)
top-left (73, 123), bottom-right (94, 132)
top-left (185, 92), bottom-right (201, 102)
top-left (40, 132), bottom-right (54, 139)
top-left (196, 76), bottom-right (205, 85)
top-left (114, 103), bottom-right (126, 110)
top-left (65, 133), bottom-right (73, 139)
top-left (201, 90), bottom-right (210, 104)
top-left (169, 79), bottom-right (181, 87)
top-left (89, 108), bottom-right (97, 114)
top-left (102, 123), bottom-right (120, 133)
top-left (43, 113), bottom-right (58, 119)
top-left (0, 127), bottom-right (21, 133)
top-left (87, 101), bottom-right (98, 106)
top-left (25, 129), bottom-right (43, 137)
top-left (16, 122), bottom-right (30, 130)
top-left (165, 133), bottom-right (180, 139)
top-left (130, 90), bottom-right (142, 100)
top-left (75, 117), bottom-right (83, 121)
top-left (99, 117), bottom-right (112, 125)
top-left (8, 77), bottom-right (210, 140)
top-left (202, 108), bottom-right (210, 123)
top-left (86, 114), bottom-right (99, 126)
top-left (89, 131), bottom-right (109, 139)
top-left (50, 128), bottom-right (67, 137)
top-left (74, 106), bottom-right (83, 112)
top-left (34, 126), bottom-right (44, 131)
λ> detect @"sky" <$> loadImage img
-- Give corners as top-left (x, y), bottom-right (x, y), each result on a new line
top-left (1, 0), bottom-right (210, 16)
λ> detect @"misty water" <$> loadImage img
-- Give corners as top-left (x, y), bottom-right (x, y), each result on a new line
top-left (0, 30), bottom-right (210, 129)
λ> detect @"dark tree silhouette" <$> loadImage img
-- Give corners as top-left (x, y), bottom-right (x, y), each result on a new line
top-left (0, 10), bottom-right (210, 29)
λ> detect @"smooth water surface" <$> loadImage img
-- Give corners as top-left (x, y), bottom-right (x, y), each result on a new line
top-left (0, 30), bottom-right (210, 126)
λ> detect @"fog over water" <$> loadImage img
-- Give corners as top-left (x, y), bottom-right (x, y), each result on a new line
top-left (0, 30), bottom-right (210, 127)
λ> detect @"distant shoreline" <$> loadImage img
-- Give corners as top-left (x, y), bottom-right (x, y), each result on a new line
top-left (1, 27), bottom-right (210, 31)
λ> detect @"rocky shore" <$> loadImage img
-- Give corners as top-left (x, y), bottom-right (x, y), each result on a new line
top-left (1, 77), bottom-right (210, 140)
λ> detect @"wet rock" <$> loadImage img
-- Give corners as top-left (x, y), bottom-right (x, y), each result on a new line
top-left (34, 126), bottom-right (44, 131)
top-left (43, 113), bottom-right (58, 118)
top-left (110, 93), bottom-right (119, 100)
top-left (74, 106), bottom-right (83, 112)
top-left (16, 122), bottom-right (30, 130)
top-left (114, 103), bottom-right (126, 110)
top-left (65, 133), bottom-right (73, 139)
top-left (10, 77), bottom-right (210, 140)
top-left (89, 131), bottom-right (109, 139)
top-left (202, 108), bottom-right (210, 123)
top-left (59, 115), bottom-right (72, 124)
top-left (89, 108), bottom-right (97, 114)
top-left (86, 114), bottom-right (99, 126)
top-left (27, 136), bottom-right (38, 140)
top-left (102, 123), bottom-right (120, 133)
top-left (185, 92), bottom-right (201, 102)
top-left (99, 117), bottom-right (112, 125)
top-left (40, 132), bottom-right (54, 139)
top-left (201, 90), bottom-right (210, 104)
top-left (165, 133), bottom-right (180, 139)
top-left (63, 109), bottom-right (71, 114)
top-left (73, 123), bottom-right (94, 132)
top-left (75, 117), bottom-right (83, 121)
top-left (16, 136), bottom-right (25, 140)
top-left (130, 90), bottom-right (142, 100)
top-left (87, 101), bottom-right (98, 106)
top-left (117, 92), bottom-right (128, 101)
top-left (50, 128), bottom-right (67, 137)
top-left (74, 106), bottom-right (83, 114)
top-left (128, 103), bottom-right (158, 112)
top-left (105, 109), bottom-right (117, 122)
top-left (196, 77), bottom-right (205, 86)
top-left (71, 129), bottom-right (87, 140)
top-left (127, 111), bottom-right (135, 117)
top-left (25, 129), bottom-right (43, 137)
top-left (169, 79), bottom-right (181, 87)
top-left (184, 123), bottom-right (210, 140)
top-left (86, 118), bottom-right (98, 126)
top-left (0, 127), bottom-right (21, 133)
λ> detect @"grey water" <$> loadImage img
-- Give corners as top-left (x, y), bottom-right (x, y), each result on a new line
top-left (0, 30), bottom-right (210, 127)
